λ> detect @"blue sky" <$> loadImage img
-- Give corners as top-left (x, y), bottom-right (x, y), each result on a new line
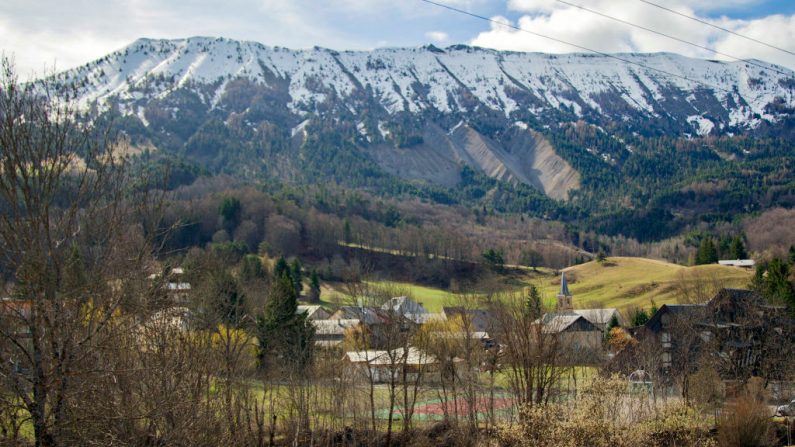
top-left (2, 0), bottom-right (794, 77)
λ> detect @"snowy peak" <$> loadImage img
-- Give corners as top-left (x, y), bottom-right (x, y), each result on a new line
top-left (53, 36), bottom-right (795, 135)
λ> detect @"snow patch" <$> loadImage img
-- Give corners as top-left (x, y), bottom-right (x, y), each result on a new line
top-left (687, 115), bottom-right (714, 136)
top-left (291, 119), bottom-right (310, 137)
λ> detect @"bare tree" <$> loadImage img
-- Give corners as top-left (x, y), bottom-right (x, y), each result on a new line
top-left (491, 288), bottom-right (574, 410)
top-left (0, 59), bottom-right (164, 446)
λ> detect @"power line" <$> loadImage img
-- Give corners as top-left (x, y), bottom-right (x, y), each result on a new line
top-left (419, 0), bottom-right (754, 97)
top-left (555, 0), bottom-right (792, 77)
top-left (633, 0), bottom-right (795, 57)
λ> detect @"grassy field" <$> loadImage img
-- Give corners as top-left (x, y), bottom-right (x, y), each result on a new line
top-left (318, 281), bottom-right (460, 312)
top-left (538, 257), bottom-right (753, 312)
top-left (314, 257), bottom-right (753, 314)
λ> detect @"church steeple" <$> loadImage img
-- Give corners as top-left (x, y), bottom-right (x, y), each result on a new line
top-left (557, 272), bottom-right (573, 311)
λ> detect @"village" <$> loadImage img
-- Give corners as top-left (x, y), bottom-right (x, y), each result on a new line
top-left (103, 259), bottom-right (795, 416)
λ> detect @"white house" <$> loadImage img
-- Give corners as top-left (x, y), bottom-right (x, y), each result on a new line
top-left (718, 259), bottom-right (755, 269)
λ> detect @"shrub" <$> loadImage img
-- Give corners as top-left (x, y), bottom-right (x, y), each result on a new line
top-left (717, 387), bottom-right (775, 447)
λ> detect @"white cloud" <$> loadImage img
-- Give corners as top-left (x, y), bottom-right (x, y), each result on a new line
top-left (471, 0), bottom-right (795, 70)
top-left (426, 31), bottom-right (450, 43)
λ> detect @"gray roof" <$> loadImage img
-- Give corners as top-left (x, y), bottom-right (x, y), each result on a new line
top-left (381, 296), bottom-right (428, 315)
top-left (574, 308), bottom-right (620, 326)
top-left (313, 319), bottom-right (360, 335)
top-left (331, 306), bottom-right (384, 325)
top-left (297, 305), bottom-right (329, 319)
top-left (344, 347), bottom-right (438, 366)
top-left (538, 313), bottom-right (601, 333)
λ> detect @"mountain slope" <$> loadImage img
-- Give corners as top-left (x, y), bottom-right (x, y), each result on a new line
top-left (59, 37), bottom-right (795, 133)
top-left (45, 37), bottom-right (795, 240)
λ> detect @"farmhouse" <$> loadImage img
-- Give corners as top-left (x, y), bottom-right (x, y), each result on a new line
top-left (313, 318), bottom-right (361, 348)
top-left (297, 305), bottom-right (331, 320)
top-left (343, 347), bottom-right (442, 383)
top-left (718, 259), bottom-right (755, 269)
top-left (611, 288), bottom-right (792, 388)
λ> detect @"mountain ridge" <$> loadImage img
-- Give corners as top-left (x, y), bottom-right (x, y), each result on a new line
top-left (39, 37), bottom-right (795, 241)
top-left (56, 36), bottom-right (795, 134)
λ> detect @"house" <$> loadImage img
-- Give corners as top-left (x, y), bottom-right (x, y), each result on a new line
top-left (573, 308), bottom-right (623, 333)
top-left (297, 305), bottom-right (331, 320)
top-left (145, 306), bottom-right (193, 332)
top-left (166, 282), bottom-right (192, 303)
top-left (343, 347), bottom-right (442, 383)
top-left (330, 305), bottom-right (422, 348)
top-left (539, 313), bottom-right (604, 362)
top-left (640, 303), bottom-right (706, 370)
top-left (442, 307), bottom-right (494, 333)
top-left (612, 288), bottom-right (791, 385)
top-left (329, 306), bottom-right (385, 325)
top-left (718, 259), bottom-right (755, 269)
top-left (148, 266), bottom-right (191, 303)
top-left (530, 273), bottom-right (609, 363)
top-left (382, 296), bottom-right (427, 315)
top-left (0, 298), bottom-right (32, 319)
top-left (313, 319), bottom-right (361, 348)
top-left (442, 307), bottom-right (498, 346)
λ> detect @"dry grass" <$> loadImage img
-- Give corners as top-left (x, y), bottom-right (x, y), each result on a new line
top-left (536, 257), bottom-right (752, 311)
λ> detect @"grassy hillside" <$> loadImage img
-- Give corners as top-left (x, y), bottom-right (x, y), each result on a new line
top-left (539, 257), bottom-right (753, 312)
top-left (315, 257), bottom-right (754, 314)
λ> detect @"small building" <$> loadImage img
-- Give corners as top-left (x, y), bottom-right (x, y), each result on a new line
top-left (611, 288), bottom-right (790, 387)
top-left (313, 318), bottom-right (361, 348)
top-left (381, 296), bottom-right (428, 316)
top-left (297, 305), bottom-right (331, 320)
top-left (539, 313), bottom-right (604, 359)
top-left (442, 307), bottom-right (499, 346)
top-left (145, 306), bottom-right (193, 332)
top-left (442, 307), bottom-right (495, 333)
top-left (343, 347), bottom-right (441, 383)
top-left (718, 259), bottom-right (755, 269)
top-left (166, 282), bottom-right (192, 303)
top-left (329, 306), bottom-right (385, 325)
top-left (574, 308), bottom-right (623, 333)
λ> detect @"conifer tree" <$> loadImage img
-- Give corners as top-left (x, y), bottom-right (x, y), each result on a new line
top-left (209, 269), bottom-right (246, 327)
top-left (257, 270), bottom-right (315, 371)
top-left (290, 258), bottom-right (303, 296)
top-left (752, 258), bottom-right (795, 311)
top-left (239, 254), bottom-right (265, 282)
top-left (525, 285), bottom-right (542, 318)
top-left (729, 236), bottom-right (748, 260)
top-left (273, 256), bottom-right (289, 280)
top-left (695, 237), bottom-right (718, 265)
top-left (309, 270), bottom-right (321, 303)
top-left (607, 314), bottom-right (620, 332)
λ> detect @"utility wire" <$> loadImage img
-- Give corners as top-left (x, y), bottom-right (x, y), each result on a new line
top-left (555, 0), bottom-right (792, 77)
top-left (419, 0), bottom-right (757, 97)
top-left (633, 0), bottom-right (795, 57)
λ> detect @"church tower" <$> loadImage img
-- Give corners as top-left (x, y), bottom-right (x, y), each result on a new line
top-left (556, 272), bottom-right (573, 311)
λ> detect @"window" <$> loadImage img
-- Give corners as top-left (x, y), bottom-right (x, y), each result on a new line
top-left (660, 332), bottom-right (671, 349)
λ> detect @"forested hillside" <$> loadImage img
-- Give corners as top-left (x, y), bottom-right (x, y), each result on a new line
top-left (45, 37), bottom-right (795, 244)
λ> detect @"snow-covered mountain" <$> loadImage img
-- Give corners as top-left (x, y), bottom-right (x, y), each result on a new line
top-left (56, 36), bottom-right (795, 134)
top-left (47, 37), bottom-right (795, 201)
